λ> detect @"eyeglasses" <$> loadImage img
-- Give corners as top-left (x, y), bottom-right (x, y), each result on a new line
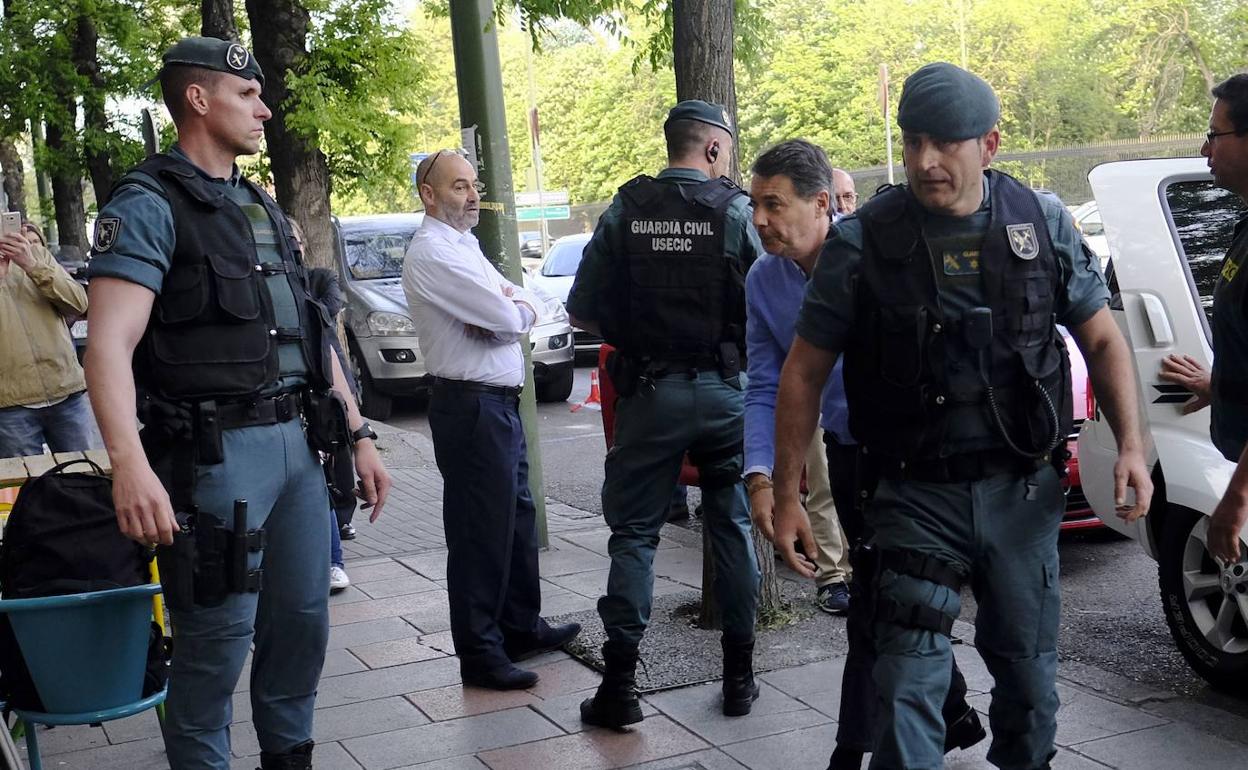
top-left (418, 149), bottom-right (484, 193)
top-left (835, 192), bottom-right (858, 204)
top-left (1206, 129), bottom-right (1243, 144)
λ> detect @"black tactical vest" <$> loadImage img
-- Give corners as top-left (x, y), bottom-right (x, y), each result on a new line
top-left (602, 175), bottom-right (747, 360)
top-left (122, 154), bottom-right (334, 403)
top-left (844, 170), bottom-right (1073, 461)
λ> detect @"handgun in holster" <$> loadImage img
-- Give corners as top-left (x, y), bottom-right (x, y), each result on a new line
top-left (605, 350), bottom-right (642, 398)
top-left (157, 499), bottom-right (266, 612)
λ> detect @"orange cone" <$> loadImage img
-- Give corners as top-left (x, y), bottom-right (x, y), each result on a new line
top-left (571, 369), bottom-right (603, 412)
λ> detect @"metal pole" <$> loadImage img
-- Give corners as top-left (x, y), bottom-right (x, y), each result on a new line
top-left (524, 37), bottom-right (550, 256)
top-left (449, 0), bottom-right (549, 546)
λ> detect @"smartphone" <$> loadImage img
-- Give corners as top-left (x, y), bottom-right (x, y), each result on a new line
top-left (0, 212), bottom-right (20, 236)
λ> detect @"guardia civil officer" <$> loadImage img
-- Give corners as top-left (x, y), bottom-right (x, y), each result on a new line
top-left (84, 38), bottom-right (391, 770)
top-left (568, 100), bottom-right (763, 727)
top-left (769, 63), bottom-right (1153, 770)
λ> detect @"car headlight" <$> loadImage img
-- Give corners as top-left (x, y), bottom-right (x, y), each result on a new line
top-left (542, 297), bottom-right (568, 324)
top-left (366, 311), bottom-right (416, 336)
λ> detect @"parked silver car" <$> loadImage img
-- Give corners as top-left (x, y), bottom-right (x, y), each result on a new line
top-left (333, 213), bottom-right (575, 420)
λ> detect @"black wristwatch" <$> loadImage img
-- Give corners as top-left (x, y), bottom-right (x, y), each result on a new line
top-left (350, 422), bottom-right (378, 445)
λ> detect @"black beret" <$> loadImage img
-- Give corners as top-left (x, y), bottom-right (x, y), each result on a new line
top-left (161, 37), bottom-right (264, 86)
top-left (665, 100), bottom-right (735, 137)
top-left (897, 62), bottom-right (999, 141)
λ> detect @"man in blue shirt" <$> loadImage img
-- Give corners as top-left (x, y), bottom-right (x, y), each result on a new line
top-left (743, 140), bottom-right (853, 614)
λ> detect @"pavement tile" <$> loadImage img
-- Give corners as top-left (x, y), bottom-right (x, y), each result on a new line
top-left (418, 629), bottom-right (458, 656)
top-left (33, 735), bottom-right (169, 768)
top-left (402, 601), bottom-right (453, 634)
top-left (342, 706), bottom-right (562, 769)
top-left (525, 656), bottom-right (606, 699)
top-left (539, 544), bottom-right (613, 577)
top-left (1140, 697), bottom-right (1248, 747)
top-left (398, 553), bottom-right (449, 581)
top-left (651, 549), bottom-right (706, 588)
top-left (718, 721), bottom-right (837, 769)
top-left (357, 574), bottom-right (444, 599)
top-left (1049, 721), bottom-right (1248, 769)
top-left (967, 682), bottom-right (1170, 747)
top-left (1056, 660), bottom-right (1180, 705)
top-left (28, 722), bottom-right (109, 756)
top-left (101, 709), bottom-right (165, 744)
top-left (540, 587), bottom-right (601, 616)
top-left (312, 696), bottom-right (431, 742)
top-left (554, 528), bottom-right (680, 557)
top-left (534, 688), bottom-right (659, 733)
top-left (951, 643), bottom-right (994, 695)
top-left (317, 655), bottom-right (464, 708)
top-left (620, 748), bottom-right (750, 770)
top-left (545, 568), bottom-right (686, 600)
top-left (939, 729), bottom-right (1111, 770)
top-left (230, 740), bottom-right (363, 769)
top-left (408, 684), bottom-right (540, 721)
top-left (393, 758), bottom-right (489, 770)
top-left (646, 681), bottom-right (832, 746)
top-left (330, 585), bottom-right (377, 606)
top-left (330, 590), bottom-right (449, 627)
top-left (329, 616), bottom-right (423, 651)
top-left (479, 715), bottom-right (707, 770)
top-left (352, 636), bottom-right (448, 669)
top-left (758, 658), bottom-right (844, 699)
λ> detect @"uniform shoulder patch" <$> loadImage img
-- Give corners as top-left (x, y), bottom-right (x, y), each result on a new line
top-left (93, 216), bottom-right (121, 252)
top-left (1006, 223), bottom-right (1038, 260)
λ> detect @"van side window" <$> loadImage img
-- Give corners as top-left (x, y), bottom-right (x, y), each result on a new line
top-left (1163, 181), bottom-right (1246, 326)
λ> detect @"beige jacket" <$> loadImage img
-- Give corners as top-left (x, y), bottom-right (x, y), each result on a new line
top-left (0, 244), bottom-right (88, 408)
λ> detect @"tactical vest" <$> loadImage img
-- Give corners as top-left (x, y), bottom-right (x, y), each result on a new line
top-left (843, 170), bottom-right (1073, 461)
top-left (602, 175), bottom-right (747, 360)
top-left (121, 153), bottom-right (334, 403)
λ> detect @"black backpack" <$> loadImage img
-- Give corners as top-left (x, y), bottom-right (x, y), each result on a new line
top-left (0, 459), bottom-right (166, 711)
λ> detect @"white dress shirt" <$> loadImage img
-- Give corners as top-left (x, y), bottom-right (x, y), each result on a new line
top-left (402, 215), bottom-right (539, 387)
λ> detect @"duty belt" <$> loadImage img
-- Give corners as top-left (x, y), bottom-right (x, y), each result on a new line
top-left (432, 377), bottom-right (522, 399)
top-left (644, 354), bottom-right (719, 376)
top-left (215, 392), bottom-right (303, 430)
top-left (875, 449), bottom-right (1045, 483)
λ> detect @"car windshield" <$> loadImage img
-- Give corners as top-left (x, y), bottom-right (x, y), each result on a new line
top-left (1164, 181), bottom-right (1247, 324)
top-left (541, 240), bottom-right (586, 277)
top-left (342, 226), bottom-right (416, 280)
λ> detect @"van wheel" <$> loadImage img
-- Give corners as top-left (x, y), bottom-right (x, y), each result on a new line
top-left (349, 342), bottom-right (393, 421)
top-left (1158, 506), bottom-right (1248, 692)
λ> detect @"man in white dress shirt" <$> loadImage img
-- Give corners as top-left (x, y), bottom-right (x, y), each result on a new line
top-left (403, 149), bottom-right (580, 691)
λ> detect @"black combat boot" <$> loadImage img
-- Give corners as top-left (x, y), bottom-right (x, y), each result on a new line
top-left (721, 636), bottom-right (760, 717)
top-left (257, 740), bottom-right (313, 770)
top-left (580, 641), bottom-right (644, 729)
top-left (944, 704), bottom-right (987, 753)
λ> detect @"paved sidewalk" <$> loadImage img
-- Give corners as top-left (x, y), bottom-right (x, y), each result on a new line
top-left (30, 425), bottom-right (1248, 769)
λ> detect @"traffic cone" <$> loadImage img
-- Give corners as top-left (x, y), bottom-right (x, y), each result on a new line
top-left (571, 369), bottom-right (603, 412)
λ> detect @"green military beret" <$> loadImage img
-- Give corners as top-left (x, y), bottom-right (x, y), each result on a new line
top-left (897, 62), bottom-right (999, 141)
top-left (665, 99), bottom-right (735, 137)
top-left (160, 36), bottom-right (264, 86)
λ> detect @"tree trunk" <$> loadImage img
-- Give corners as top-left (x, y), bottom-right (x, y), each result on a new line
top-left (71, 11), bottom-right (114, 206)
top-left (0, 138), bottom-right (26, 219)
top-left (45, 119), bottom-right (88, 254)
top-left (244, 0), bottom-right (335, 272)
top-left (672, 0), bottom-right (740, 182)
top-left (202, 0), bottom-right (240, 40)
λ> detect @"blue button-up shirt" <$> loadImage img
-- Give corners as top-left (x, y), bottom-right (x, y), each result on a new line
top-left (744, 252), bottom-right (852, 479)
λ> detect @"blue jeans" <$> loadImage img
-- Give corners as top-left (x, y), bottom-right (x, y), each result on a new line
top-left (0, 391), bottom-right (94, 458)
top-left (867, 467), bottom-right (1063, 770)
top-left (599, 371), bottom-right (759, 645)
top-left (330, 505), bottom-right (344, 568)
top-left (153, 419), bottom-right (330, 769)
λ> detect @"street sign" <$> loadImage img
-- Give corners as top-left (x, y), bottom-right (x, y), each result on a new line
top-left (516, 205), bottom-right (570, 222)
top-left (514, 190), bottom-right (569, 207)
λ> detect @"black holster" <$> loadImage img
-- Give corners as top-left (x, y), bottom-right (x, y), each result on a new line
top-left (717, 341), bottom-right (741, 380)
top-left (303, 390), bottom-right (351, 455)
top-left (605, 350), bottom-right (643, 398)
top-left (157, 499), bottom-right (266, 612)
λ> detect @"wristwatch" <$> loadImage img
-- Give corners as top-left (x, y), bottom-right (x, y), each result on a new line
top-left (350, 422), bottom-right (378, 445)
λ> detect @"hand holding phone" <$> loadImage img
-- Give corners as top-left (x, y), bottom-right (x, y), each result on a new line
top-left (0, 212), bottom-right (20, 236)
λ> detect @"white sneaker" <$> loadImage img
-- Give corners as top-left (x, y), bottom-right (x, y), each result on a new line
top-left (329, 565), bottom-right (350, 594)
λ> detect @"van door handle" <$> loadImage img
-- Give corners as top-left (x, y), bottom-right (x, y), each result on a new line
top-left (1140, 293), bottom-right (1174, 347)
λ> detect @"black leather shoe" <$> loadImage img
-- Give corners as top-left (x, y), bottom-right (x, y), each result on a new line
top-left (258, 740), bottom-right (313, 770)
top-left (461, 663), bottom-right (539, 690)
top-left (580, 641), bottom-right (644, 729)
top-left (944, 705), bottom-right (987, 752)
top-left (338, 523), bottom-right (356, 541)
top-left (505, 622), bottom-right (582, 662)
top-left (827, 744), bottom-right (864, 770)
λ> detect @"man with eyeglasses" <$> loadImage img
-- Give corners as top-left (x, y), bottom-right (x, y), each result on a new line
top-left (402, 149), bottom-right (580, 692)
top-left (832, 168), bottom-right (859, 220)
top-left (1160, 73), bottom-right (1248, 567)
